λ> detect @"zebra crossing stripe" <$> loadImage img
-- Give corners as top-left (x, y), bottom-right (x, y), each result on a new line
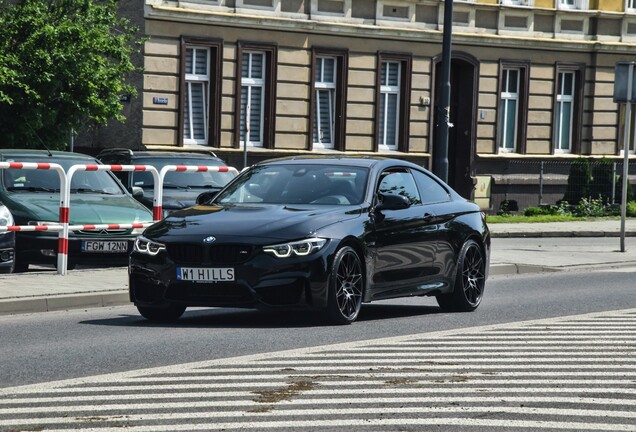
top-left (1, 308), bottom-right (635, 431)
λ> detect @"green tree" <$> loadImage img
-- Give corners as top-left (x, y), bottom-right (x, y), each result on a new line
top-left (563, 158), bottom-right (591, 204)
top-left (0, 0), bottom-right (142, 149)
top-left (590, 158), bottom-right (614, 204)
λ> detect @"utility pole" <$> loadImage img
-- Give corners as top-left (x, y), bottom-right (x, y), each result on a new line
top-left (434, 0), bottom-right (453, 184)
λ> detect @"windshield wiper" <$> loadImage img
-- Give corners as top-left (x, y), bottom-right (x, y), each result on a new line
top-left (6, 186), bottom-right (58, 192)
top-left (71, 187), bottom-right (115, 195)
top-left (186, 184), bottom-right (222, 190)
top-left (162, 183), bottom-right (190, 190)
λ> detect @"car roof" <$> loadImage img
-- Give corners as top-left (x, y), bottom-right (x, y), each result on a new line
top-left (256, 155), bottom-right (419, 169)
top-left (0, 149), bottom-right (95, 161)
top-left (97, 148), bottom-right (222, 161)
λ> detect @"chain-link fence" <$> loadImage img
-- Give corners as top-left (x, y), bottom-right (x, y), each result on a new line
top-left (478, 159), bottom-right (636, 214)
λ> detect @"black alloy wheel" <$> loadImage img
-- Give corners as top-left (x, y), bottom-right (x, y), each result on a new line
top-left (327, 246), bottom-right (364, 325)
top-left (436, 239), bottom-right (485, 312)
top-left (137, 303), bottom-right (187, 322)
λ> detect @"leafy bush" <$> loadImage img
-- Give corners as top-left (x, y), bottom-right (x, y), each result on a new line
top-left (573, 197), bottom-right (607, 217)
top-left (497, 199), bottom-right (518, 216)
top-left (627, 201), bottom-right (636, 217)
top-left (524, 202), bottom-right (571, 217)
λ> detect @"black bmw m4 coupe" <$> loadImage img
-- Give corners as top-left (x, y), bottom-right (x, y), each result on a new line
top-left (129, 156), bottom-right (490, 324)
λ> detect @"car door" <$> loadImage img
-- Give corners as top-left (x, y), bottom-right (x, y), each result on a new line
top-left (369, 167), bottom-right (440, 300)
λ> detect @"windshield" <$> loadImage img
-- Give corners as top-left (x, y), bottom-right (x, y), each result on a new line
top-left (131, 157), bottom-right (235, 189)
top-left (2, 156), bottom-right (125, 195)
top-left (215, 164), bottom-right (369, 205)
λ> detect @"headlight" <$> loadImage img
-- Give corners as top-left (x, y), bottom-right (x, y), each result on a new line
top-left (134, 235), bottom-right (166, 256)
top-left (263, 237), bottom-right (327, 258)
top-left (131, 227), bottom-right (146, 235)
top-left (0, 205), bottom-right (13, 227)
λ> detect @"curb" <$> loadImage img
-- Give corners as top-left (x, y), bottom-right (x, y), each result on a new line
top-left (0, 291), bottom-right (129, 316)
top-left (491, 231), bottom-right (636, 238)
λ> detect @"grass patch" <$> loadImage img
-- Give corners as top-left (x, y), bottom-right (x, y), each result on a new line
top-left (487, 214), bottom-right (589, 224)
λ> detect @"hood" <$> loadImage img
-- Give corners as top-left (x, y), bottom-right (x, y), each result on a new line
top-left (4, 193), bottom-right (153, 224)
top-left (144, 203), bottom-right (362, 243)
top-left (138, 188), bottom-right (219, 211)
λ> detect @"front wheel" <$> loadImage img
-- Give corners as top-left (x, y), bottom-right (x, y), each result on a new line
top-left (327, 246), bottom-right (364, 325)
top-left (137, 304), bottom-right (186, 322)
top-left (436, 239), bottom-right (485, 312)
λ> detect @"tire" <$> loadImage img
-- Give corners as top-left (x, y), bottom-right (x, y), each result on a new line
top-left (12, 259), bottom-right (28, 273)
top-left (436, 239), bottom-right (485, 312)
top-left (327, 246), bottom-right (364, 325)
top-left (137, 304), bottom-right (186, 322)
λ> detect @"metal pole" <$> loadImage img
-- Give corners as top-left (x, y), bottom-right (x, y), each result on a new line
top-left (620, 63), bottom-right (633, 253)
top-left (243, 104), bottom-right (250, 170)
top-left (434, 0), bottom-right (453, 184)
top-left (612, 162), bottom-right (617, 204)
top-left (539, 161), bottom-right (544, 206)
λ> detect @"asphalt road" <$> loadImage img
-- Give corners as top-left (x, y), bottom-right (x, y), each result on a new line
top-left (1, 267), bottom-right (635, 389)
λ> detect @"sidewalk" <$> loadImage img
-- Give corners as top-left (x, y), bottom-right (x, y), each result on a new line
top-left (1, 219), bottom-right (635, 316)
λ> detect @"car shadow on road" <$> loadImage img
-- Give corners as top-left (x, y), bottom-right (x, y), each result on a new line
top-left (79, 303), bottom-right (442, 329)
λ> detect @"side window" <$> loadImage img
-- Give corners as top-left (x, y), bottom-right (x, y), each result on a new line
top-left (377, 169), bottom-right (421, 206)
top-left (412, 170), bottom-right (450, 203)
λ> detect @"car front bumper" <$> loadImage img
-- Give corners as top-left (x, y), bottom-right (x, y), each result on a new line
top-left (16, 231), bottom-right (136, 267)
top-left (129, 241), bottom-right (338, 310)
top-left (0, 232), bottom-right (15, 273)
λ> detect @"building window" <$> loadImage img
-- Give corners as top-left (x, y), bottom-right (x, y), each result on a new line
top-left (311, 49), bottom-right (348, 150)
top-left (235, 43), bottom-right (277, 149)
top-left (375, 53), bottom-right (412, 152)
top-left (180, 38), bottom-right (222, 147)
top-left (497, 61), bottom-right (529, 154)
top-left (558, 0), bottom-right (589, 9)
top-left (552, 64), bottom-right (584, 154)
top-left (555, 71), bottom-right (575, 153)
top-left (183, 47), bottom-right (210, 145)
top-left (314, 56), bottom-right (336, 148)
top-left (499, 68), bottom-right (520, 153)
top-left (627, 0), bottom-right (636, 12)
top-left (379, 61), bottom-right (401, 150)
top-left (240, 51), bottom-right (265, 147)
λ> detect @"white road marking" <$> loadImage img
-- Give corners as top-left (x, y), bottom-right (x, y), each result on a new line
top-left (1, 308), bottom-right (635, 431)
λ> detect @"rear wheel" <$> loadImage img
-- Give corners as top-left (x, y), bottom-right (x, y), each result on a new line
top-left (327, 246), bottom-right (364, 325)
top-left (137, 304), bottom-right (186, 322)
top-left (436, 239), bottom-right (485, 312)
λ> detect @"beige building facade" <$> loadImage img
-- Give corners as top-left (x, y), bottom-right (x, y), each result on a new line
top-left (81, 0), bottom-right (636, 211)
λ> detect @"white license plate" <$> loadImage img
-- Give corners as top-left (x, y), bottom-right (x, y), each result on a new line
top-left (82, 241), bottom-right (128, 253)
top-left (177, 267), bottom-right (235, 282)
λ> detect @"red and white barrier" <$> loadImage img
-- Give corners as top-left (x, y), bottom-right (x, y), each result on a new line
top-left (61, 164), bottom-right (160, 274)
top-left (0, 162), bottom-right (238, 275)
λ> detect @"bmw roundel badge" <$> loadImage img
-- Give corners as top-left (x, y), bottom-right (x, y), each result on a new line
top-left (203, 236), bottom-right (216, 243)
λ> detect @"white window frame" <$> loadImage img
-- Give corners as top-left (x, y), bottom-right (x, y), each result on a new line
top-left (627, 0), bottom-right (636, 12)
top-left (235, 0), bottom-right (281, 14)
top-left (499, 68), bottom-right (520, 153)
top-left (184, 47), bottom-right (210, 146)
top-left (314, 56), bottom-right (337, 149)
top-left (555, 71), bottom-right (575, 154)
top-left (500, 0), bottom-right (535, 6)
top-left (240, 51), bottom-right (266, 148)
top-left (379, 61), bottom-right (401, 151)
top-left (557, 0), bottom-right (588, 10)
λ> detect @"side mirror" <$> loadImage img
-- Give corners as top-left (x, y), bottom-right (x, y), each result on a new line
top-left (131, 186), bottom-right (144, 199)
top-left (375, 192), bottom-right (411, 211)
top-left (196, 191), bottom-right (218, 205)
